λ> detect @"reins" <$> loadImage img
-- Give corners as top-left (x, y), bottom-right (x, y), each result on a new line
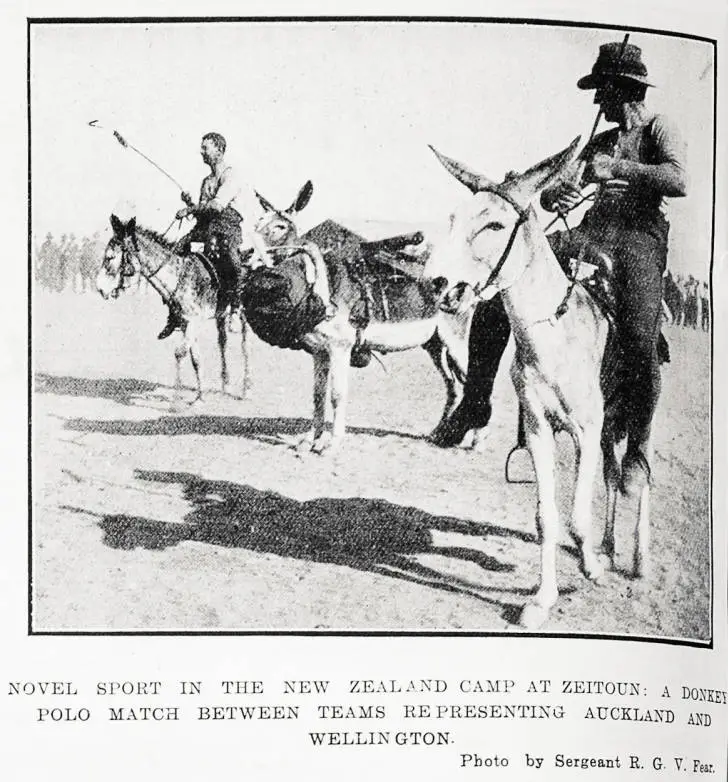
top-left (471, 187), bottom-right (529, 298)
top-left (454, 189), bottom-right (583, 326)
top-left (120, 234), bottom-right (178, 306)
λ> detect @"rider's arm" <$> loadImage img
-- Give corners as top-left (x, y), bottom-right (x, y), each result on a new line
top-left (204, 167), bottom-right (241, 213)
top-left (610, 116), bottom-right (687, 197)
top-left (540, 131), bottom-right (615, 212)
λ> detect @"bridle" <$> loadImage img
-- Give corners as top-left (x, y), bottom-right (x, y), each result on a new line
top-left (441, 187), bottom-right (575, 326)
top-left (469, 186), bottom-right (529, 300)
top-left (111, 233), bottom-right (176, 303)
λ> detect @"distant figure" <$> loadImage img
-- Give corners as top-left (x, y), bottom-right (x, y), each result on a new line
top-left (35, 232), bottom-right (55, 291)
top-left (683, 276), bottom-right (698, 328)
top-left (77, 234), bottom-right (101, 293)
top-left (56, 233), bottom-right (70, 292)
top-left (64, 234), bottom-right (80, 293)
top-left (701, 281), bottom-right (710, 332)
top-left (662, 269), bottom-right (684, 326)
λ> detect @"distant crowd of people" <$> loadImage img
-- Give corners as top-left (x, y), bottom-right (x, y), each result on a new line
top-left (663, 270), bottom-right (710, 332)
top-left (34, 231), bottom-right (107, 293)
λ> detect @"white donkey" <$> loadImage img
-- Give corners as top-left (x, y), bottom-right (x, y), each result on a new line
top-left (426, 138), bottom-right (655, 629)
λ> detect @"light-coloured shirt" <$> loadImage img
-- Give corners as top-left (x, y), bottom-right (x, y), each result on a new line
top-left (199, 164), bottom-right (242, 214)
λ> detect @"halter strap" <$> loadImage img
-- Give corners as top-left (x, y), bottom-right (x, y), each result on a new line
top-left (122, 240), bottom-right (176, 304)
top-left (473, 187), bottom-right (529, 296)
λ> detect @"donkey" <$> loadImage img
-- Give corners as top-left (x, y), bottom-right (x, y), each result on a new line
top-left (426, 138), bottom-right (658, 629)
top-left (97, 214), bottom-right (251, 402)
top-left (248, 182), bottom-right (483, 453)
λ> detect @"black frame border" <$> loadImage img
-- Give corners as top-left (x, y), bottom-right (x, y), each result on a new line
top-left (26, 15), bottom-right (718, 648)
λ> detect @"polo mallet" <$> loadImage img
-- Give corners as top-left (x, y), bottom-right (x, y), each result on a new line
top-left (88, 120), bottom-right (187, 194)
top-left (544, 32), bottom-right (631, 233)
top-left (506, 33), bottom-right (631, 484)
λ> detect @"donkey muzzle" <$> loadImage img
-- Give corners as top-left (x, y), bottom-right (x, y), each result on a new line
top-left (439, 281), bottom-right (477, 315)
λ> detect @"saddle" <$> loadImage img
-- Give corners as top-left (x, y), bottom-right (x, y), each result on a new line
top-left (188, 250), bottom-right (221, 288)
top-left (345, 232), bottom-right (431, 368)
top-left (550, 232), bottom-right (669, 362)
top-left (359, 231), bottom-right (425, 257)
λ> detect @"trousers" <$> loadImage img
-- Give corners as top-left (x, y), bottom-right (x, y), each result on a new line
top-left (178, 207), bottom-right (244, 308)
top-left (450, 213), bottom-right (669, 452)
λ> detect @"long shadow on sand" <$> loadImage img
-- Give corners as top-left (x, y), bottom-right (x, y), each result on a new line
top-left (35, 373), bottom-right (167, 406)
top-left (64, 414), bottom-right (426, 444)
top-left (93, 469), bottom-right (540, 620)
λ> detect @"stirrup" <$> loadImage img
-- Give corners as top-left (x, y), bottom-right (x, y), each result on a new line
top-left (505, 444), bottom-right (534, 484)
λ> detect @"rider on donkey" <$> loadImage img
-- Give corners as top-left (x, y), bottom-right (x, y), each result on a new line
top-left (440, 41), bottom-right (687, 496)
top-left (158, 131), bottom-right (247, 339)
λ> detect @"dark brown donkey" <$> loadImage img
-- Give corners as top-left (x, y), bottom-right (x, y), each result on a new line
top-left (246, 183), bottom-right (485, 454)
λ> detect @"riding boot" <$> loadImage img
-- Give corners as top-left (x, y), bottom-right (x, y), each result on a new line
top-left (350, 344), bottom-right (372, 368)
top-left (157, 303), bottom-right (185, 340)
top-left (350, 330), bottom-right (372, 368)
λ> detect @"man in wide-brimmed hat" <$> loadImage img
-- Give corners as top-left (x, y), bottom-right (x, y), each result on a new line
top-left (543, 40), bottom-right (687, 495)
top-left (438, 40), bottom-right (687, 497)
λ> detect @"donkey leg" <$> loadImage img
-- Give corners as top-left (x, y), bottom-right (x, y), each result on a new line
top-left (633, 438), bottom-right (653, 579)
top-left (240, 314), bottom-right (252, 399)
top-left (170, 332), bottom-right (191, 411)
top-left (297, 351), bottom-right (329, 451)
top-left (520, 415), bottom-right (560, 630)
top-left (216, 315), bottom-right (231, 395)
top-left (424, 337), bottom-right (460, 442)
top-left (570, 425), bottom-right (606, 583)
top-left (186, 323), bottom-right (204, 404)
top-left (313, 346), bottom-right (349, 454)
top-left (600, 429), bottom-right (619, 569)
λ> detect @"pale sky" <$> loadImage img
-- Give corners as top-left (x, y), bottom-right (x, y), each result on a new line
top-left (30, 21), bottom-right (714, 277)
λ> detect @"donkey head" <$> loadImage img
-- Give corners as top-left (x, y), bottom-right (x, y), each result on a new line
top-left (424, 138), bottom-right (580, 303)
top-left (254, 180), bottom-right (314, 248)
top-left (96, 214), bottom-right (138, 299)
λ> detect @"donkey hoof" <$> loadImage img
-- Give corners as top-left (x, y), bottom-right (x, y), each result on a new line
top-left (597, 552), bottom-right (614, 573)
top-left (223, 383), bottom-right (247, 400)
top-left (311, 433), bottom-right (335, 454)
top-left (294, 434), bottom-right (314, 453)
top-left (632, 559), bottom-right (648, 581)
top-left (582, 556), bottom-right (606, 584)
top-left (518, 603), bottom-right (550, 630)
top-left (467, 430), bottom-right (489, 452)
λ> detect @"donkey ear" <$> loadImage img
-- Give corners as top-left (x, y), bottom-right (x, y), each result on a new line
top-left (110, 214), bottom-right (125, 237)
top-left (255, 191), bottom-right (276, 213)
top-left (429, 145), bottom-right (498, 194)
top-left (508, 136), bottom-right (582, 202)
top-left (127, 217), bottom-right (137, 236)
top-left (286, 180), bottom-right (313, 214)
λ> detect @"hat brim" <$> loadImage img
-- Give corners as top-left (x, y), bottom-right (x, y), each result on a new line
top-left (577, 72), bottom-right (654, 90)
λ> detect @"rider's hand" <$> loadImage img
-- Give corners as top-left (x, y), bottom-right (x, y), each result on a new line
top-left (545, 181), bottom-right (583, 213)
top-left (181, 191), bottom-right (194, 207)
top-left (590, 153), bottom-right (618, 182)
top-left (175, 207), bottom-right (190, 220)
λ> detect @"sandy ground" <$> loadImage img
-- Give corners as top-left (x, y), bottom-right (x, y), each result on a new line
top-left (31, 288), bottom-right (711, 638)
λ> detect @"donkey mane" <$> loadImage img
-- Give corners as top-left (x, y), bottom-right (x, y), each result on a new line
top-left (134, 224), bottom-right (180, 254)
